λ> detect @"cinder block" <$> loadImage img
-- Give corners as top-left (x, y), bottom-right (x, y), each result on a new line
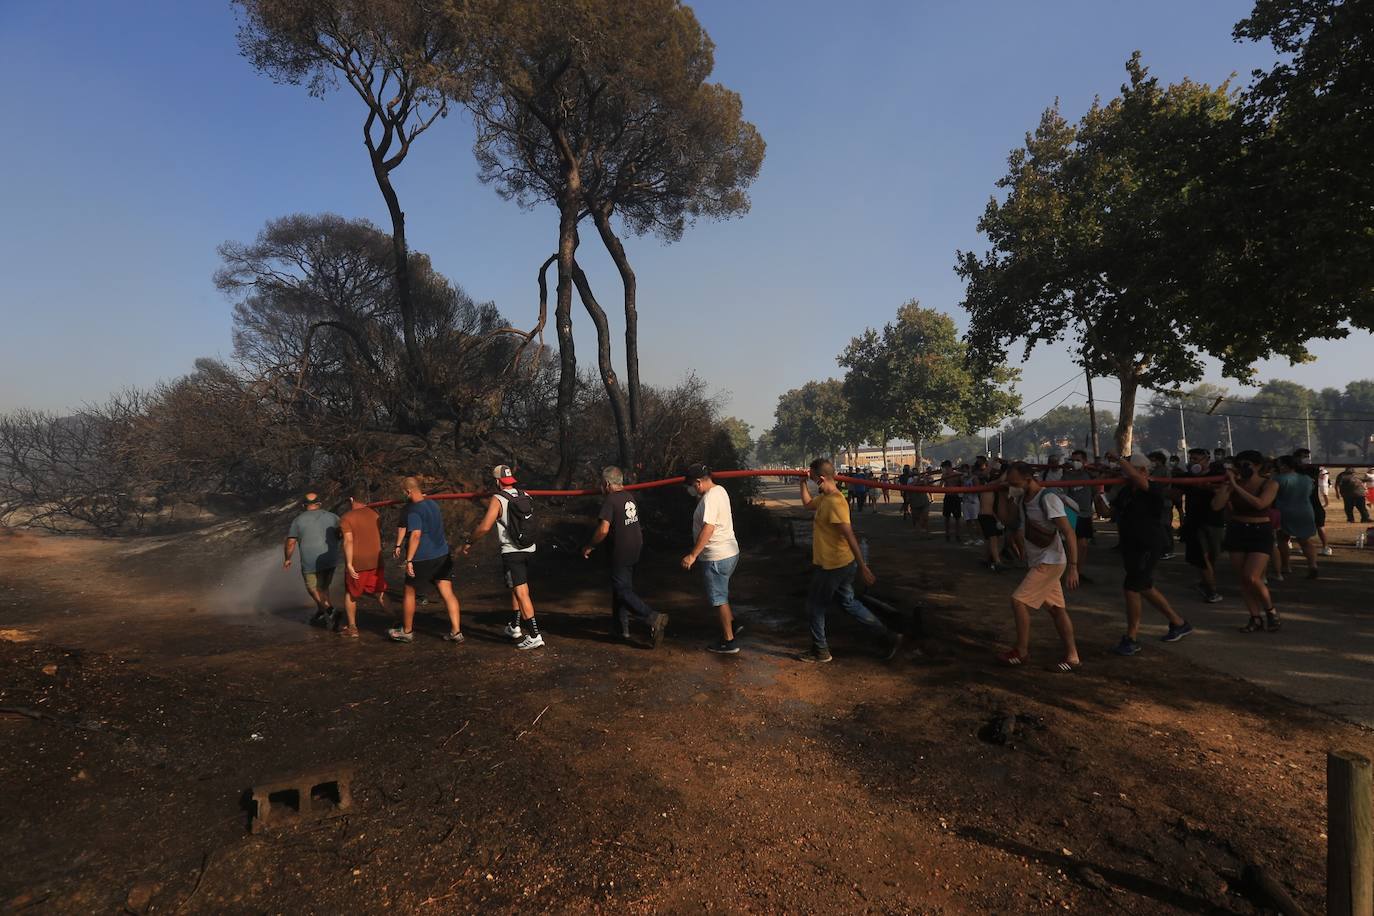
top-left (250, 767), bottom-right (354, 833)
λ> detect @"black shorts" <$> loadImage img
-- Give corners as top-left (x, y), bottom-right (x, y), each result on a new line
top-left (1074, 516), bottom-right (1094, 541)
top-left (501, 551), bottom-right (533, 588)
top-left (978, 514), bottom-right (1000, 538)
top-left (406, 553), bottom-right (454, 590)
top-left (1121, 546), bottom-right (1159, 593)
top-left (1223, 521), bottom-right (1275, 555)
top-left (943, 495), bottom-right (961, 516)
top-left (1314, 503), bottom-right (1326, 527)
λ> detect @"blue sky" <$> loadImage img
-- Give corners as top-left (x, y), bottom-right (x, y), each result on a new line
top-left (2, 0), bottom-right (1367, 434)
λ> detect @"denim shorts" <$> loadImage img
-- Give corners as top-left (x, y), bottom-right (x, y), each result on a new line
top-left (699, 554), bottom-right (739, 607)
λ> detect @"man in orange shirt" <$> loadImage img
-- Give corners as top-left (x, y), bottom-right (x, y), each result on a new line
top-left (796, 458), bottom-right (902, 663)
top-left (338, 485), bottom-right (391, 638)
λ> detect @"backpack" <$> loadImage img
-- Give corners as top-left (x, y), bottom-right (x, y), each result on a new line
top-left (494, 489), bottom-right (538, 549)
top-left (1024, 490), bottom-right (1078, 549)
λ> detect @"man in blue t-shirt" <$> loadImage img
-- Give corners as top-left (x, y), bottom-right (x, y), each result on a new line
top-left (284, 492), bottom-right (341, 628)
top-left (388, 477), bottom-right (463, 644)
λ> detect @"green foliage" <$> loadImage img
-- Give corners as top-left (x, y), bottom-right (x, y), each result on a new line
top-left (1225, 0), bottom-right (1374, 336)
top-left (839, 300), bottom-right (1020, 446)
top-left (768, 380), bottom-right (861, 462)
top-left (718, 417), bottom-right (754, 461)
top-left (958, 56), bottom-right (1251, 452)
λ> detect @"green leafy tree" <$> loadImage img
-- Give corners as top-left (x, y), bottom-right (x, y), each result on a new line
top-left (959, 57), bottom-right (1254, 454)
top-left (1223, 1), bottom-right (1374, 340)
top-left (770, 379), bottom-right (856, 463)
top-left (1000, 405), bottom-right (1119, 461)
top-left (839, 301), bottom-right (1019, 465)
top-left (1339, 381), bottom-right (1374, 462)
top-left (1136, 383), bottom-right (1230, 455)
top-left (718, 417), bottom-right (753, 461)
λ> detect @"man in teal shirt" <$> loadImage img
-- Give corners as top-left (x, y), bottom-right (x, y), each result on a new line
top-left (284, 492), bottom-right (341, 627)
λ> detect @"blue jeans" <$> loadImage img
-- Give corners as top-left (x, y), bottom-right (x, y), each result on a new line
top-left (610, 563), bottom-right (657, 635)
top-left (700, 554), bottom-right (739, 607)
top-left (808, 561), bottom-right (888, 651)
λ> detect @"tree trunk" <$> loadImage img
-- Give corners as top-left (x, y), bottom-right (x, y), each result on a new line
top-left (1115, 372), bottom-right (1140, 455)
top-left (570, 258), bottom-right (634, 471)
top-left (553, 201), bottom-right (580, 487)
top-left (591, 207), bottom-right (641, 434)
top-left (370, 160), bottom-right (428, 431)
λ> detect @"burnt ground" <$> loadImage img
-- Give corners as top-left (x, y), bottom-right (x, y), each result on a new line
top-left (2, 491), bottom-right (1373, 914)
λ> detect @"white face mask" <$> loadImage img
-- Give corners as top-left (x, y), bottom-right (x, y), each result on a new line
top-left (1190, 463), bottom-right (1203, 475)
top-left (1007, 485), bottom-right (1025, 500)
top-left (1070, 459), bottom-right (1083, 470)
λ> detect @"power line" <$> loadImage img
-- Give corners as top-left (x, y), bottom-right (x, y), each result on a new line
top-left (1080, 392), bottom-right (1374, 423)
top-left (1016, 372), bottom-right (1082, 413)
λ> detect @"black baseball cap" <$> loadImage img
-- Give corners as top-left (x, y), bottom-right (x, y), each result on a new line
top-left (682, 463), bottom-right (711, 481)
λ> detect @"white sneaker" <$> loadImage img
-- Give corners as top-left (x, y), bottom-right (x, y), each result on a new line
top-left (1321, 546), bottom-right (1334, 556)
top-left (516, 633), bottom-right (544, 650)
top-left (504, 622), bottom-right (523, 639)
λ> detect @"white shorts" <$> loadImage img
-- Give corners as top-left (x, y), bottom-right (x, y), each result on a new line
top-left (962, 501), bottom-right (980, 522)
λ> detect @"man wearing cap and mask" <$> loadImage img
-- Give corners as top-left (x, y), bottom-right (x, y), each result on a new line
top-left (679, 463), bottom-right (742, 654)
top-left (284, 491), bottom-right (342, 628)
top-left (464, 465), bottom-right (543, 650)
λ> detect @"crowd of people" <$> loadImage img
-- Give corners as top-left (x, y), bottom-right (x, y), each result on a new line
top-left (279, 451), bottom-right (1372, 668)
top-left (885, 447), bottom-right (1371, 668)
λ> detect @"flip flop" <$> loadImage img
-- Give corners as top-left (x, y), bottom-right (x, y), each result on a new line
top-left (1051, 660), bottom-right (1081, 673)
top-left (996, 649), bottom-right (1027, 667)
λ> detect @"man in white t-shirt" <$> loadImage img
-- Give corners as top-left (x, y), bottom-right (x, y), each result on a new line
top-left (995, 462), bottom-right (1081, 671)
top-left (679, 463), bottom-right (742, 654)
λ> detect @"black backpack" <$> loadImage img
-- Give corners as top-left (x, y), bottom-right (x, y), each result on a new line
top-left (494, 489), bottom-right (538, 549)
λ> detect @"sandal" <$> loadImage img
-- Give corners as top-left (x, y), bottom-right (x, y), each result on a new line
top-left (1238, 616), bottom-right (1266, 633)
top-left (1052, 660), bottom-right (1080, 673)
top-left (1264, 608), bottom-right (1282, 632)
top-left (996, 649), bottom-right (1027, 666)
top-left (339, 625), bottom-right (360, 638)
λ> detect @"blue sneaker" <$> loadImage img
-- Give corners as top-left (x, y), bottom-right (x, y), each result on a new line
top-left (1110, 636), bottom-right (1141, 656)
top-left (1161, 621), bottom-right (1194, 643)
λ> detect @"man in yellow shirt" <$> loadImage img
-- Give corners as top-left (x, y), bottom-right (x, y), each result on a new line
top-left (796, 459), bottom-right (903, 663)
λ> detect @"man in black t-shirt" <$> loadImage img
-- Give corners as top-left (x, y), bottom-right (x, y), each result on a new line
top-left (1109, 455), bottom-right (1192, 657)
top-left (583, 466), bottom-right (669, 648)
top-left (1180, 448), bottom-right (1226, 603)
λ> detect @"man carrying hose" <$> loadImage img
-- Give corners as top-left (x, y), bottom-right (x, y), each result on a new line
top-left (390, 477), bottom-right (463, 644)
top-left (995, 462), bottom-right (1081, 672)
top-left (796, 459), bottom-right (903, 664)
top-left (283, 491), bottom-right (341, 629)
top-left (338, 484), bottom-right (391, 638)
top-left (583, 466), bottom-right (669, 648)
top-left (680, 464), bottom-right (743, 655)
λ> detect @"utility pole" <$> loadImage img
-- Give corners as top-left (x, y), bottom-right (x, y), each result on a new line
top-left (1306, 407), bottom-right (1312, 454)
top-left (1085, 368), bottom-right (1100, 459)
top-left (1225, 415), bottom-right (1234, 455)
top-left (998, 429), bottom-right (1004, 457)
top-left (1177, 395), bottom-right (1188, 454)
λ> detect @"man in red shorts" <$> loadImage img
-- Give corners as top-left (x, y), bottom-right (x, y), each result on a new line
top-left (338, 485), bottom-right (390, 638)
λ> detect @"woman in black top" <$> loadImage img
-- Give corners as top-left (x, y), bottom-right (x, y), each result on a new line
top-left (1211, 449), bottom-right (1281, 632)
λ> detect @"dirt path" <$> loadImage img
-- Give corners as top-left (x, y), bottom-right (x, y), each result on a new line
top-left (2, 505), bottom-right (1371, 914)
